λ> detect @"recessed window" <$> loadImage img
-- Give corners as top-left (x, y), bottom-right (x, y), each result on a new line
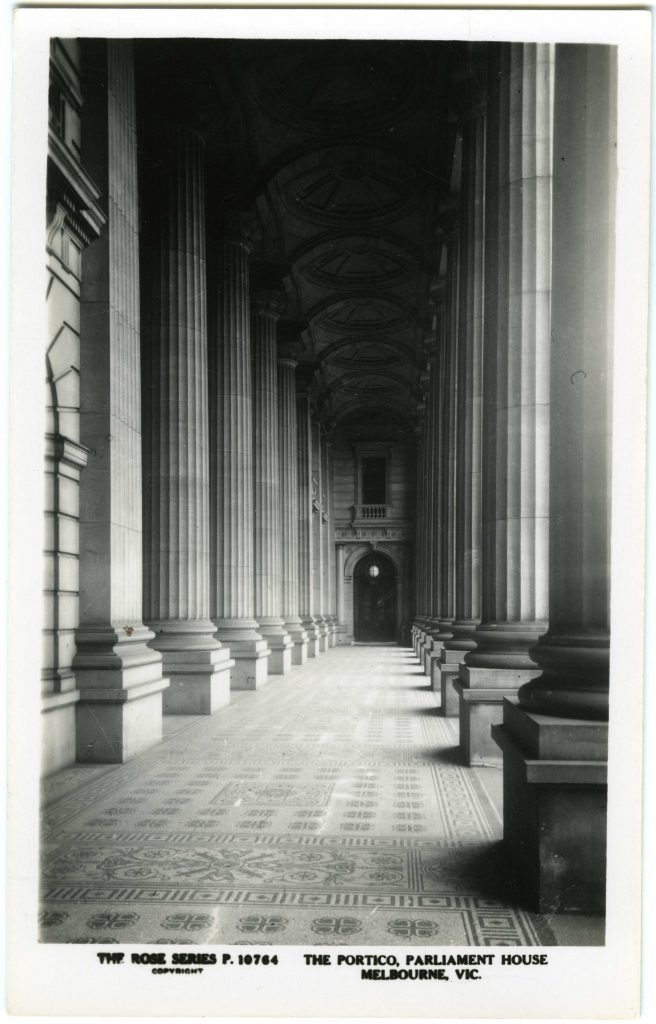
top-left (362, 456), bottom-right (386, 504)
top-left (368, 564), bottom-right (380, 579)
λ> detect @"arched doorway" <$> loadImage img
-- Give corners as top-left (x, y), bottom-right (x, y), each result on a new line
top-left (353, 552), bottom-right (396, 642)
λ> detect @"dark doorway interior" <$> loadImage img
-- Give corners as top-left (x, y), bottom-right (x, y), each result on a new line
top-left (354, 552), bottom-right (396, 642)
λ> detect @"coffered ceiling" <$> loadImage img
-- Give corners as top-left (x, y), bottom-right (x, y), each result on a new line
top-left (136, 38), bottom-right (468, 432)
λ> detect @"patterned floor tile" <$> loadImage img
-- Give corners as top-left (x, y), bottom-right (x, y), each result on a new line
top-left (40, 645), bottom-right (580, 945)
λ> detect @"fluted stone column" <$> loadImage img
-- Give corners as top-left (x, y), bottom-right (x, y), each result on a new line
top-left (210, 214), bottom-right (270, 689)
top-left (312, 421), bottom-right (329, 652)
top-left (493, 44), bottom-right (616, 914)
top-left (251, 289), bottom-right (293, 674)
top-left (277, 339), bottom-right (308, 664)
top-left (297, 385), bottom-right (320, 656)
top-left (423, 342), bottom-right (444, 679)
top-left (420, 354), bottom-right (439, 675)
top-left (75, 40), bottom-right (168, 762)
top-left (431, 226), bottom-right (459, 676)
top-left (437, 101), bottom-right (486, 716)
top-left (456, 44), bottom-right (553, 764)
top-left (142, 130), bottom-right (232, 715)
top-left (412, 402), bottom-right (429, 656)
top-left (322, 438), bottom-right (337, 645)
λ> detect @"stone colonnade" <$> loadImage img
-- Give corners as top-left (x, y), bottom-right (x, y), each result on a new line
top-left (42, 39), bottom-right (342, 771)
top-left (412, 42), bottom-right (615, 913)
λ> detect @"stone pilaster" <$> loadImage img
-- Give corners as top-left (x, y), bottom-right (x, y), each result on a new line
top-left (457, 44), bottom-right (553, 764)
top-left (209, 213), bottom-right (270, 689)
top-left (141, 130), bottom-right (233, 715)
top-left (74, 40), bottom-right (168, 763)
top-left (335, 543), bottom-right (350, 644)
top-left (493, 44), bottom-right (616, 914)
top-left (251, 288), bottom-right (293, 674)
top-left (437, 97), bottom-right (486, 716)
top-left (42, 40), bottom-right (106, 774)
top-left (277, 338), bottom-right (308, 664)
top-left (297, 384), bottom-right (320, 656)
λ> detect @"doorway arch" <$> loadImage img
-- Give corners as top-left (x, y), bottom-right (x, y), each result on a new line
top-left (353, 552), bottom-right (396, 642)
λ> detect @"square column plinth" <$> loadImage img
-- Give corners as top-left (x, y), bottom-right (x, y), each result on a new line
top-left (162, 649), bottom-right (234, 715)
top-left (76, 680), bottom-right (169, 764)
top-left (74, 629), bottom-right (170, 764)
top-left (229, 642), bottom-right (270, 690)
top-left (436, 662), bottom-right (460, 716)
top-left (290, 636), bottom-right (309, 665)
top-left (492, 698), bottom-right (608, 915)
top-left (454, 665), bottom-right (540, 765)
top-left (267, 638), bottom-right (294, 675)
top-left (336, 625), bottom-right (351, 646)
top-left (427, 647), bottom-right (444, 692)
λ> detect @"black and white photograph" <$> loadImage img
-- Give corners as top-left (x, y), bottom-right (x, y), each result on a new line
top-left (6, 5), bottom-right (650, 1018)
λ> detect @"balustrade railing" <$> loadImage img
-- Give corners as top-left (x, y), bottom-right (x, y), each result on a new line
top-left (353, 504), bottom-right (392, 521)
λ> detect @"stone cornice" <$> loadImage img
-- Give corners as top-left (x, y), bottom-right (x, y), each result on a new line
top-left (45, 433), bottom-right (89, 470)
top-left (47, 130), bottom-right (106, 246)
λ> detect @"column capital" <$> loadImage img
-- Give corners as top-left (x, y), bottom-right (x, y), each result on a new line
top-left (295, 359), bottom-right (320, 396)
top-left (219, 210), bottom-right (254, 250)
top-left (252, 286), bottom-right (287, 318)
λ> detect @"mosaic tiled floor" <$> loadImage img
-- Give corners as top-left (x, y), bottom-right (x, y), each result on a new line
top-left (40, 645), bottom-right (597, 946)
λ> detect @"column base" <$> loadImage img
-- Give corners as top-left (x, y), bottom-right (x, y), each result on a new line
top-left (436, 664), bottom-right (460, 716)
top-left (228, 643), bottom-right (270, 690)
top-left (214, 620), bottom-right (270, 690)
top-left (258, 621), bottom-right (294, 675)
top-left (268, 641), bottom-right (293, 675)
top-left (73, 626), bottom-right (169, 764)
top-left (160, 648), bottom-right (234, 715)
top-left (335, 625), bottom-right (351, 646)
top-left (41, 689), bottom-right (80, 775)
top-left (147, 622), bottom-right (233, 715)
top-left (426, 645), bottom-right (442, 686)
top-left (492, 698), bottom-right (608, 915)
top-left (454, 665), bottom-right (541, 765)
top-left (317, 619), bottom-right (330, 653)
top-left (284, 620), bottom-right (309, 665)
top-left (302, 618), bottom-right (320, 658)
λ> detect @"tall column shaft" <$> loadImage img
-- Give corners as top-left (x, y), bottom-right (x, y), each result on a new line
top-left (312, 420), bottom-right (328, 651)
top-left (322, 438), bottom-right (336, 644)
top-left (458, 44), bottom-right (554, 763)
top-left (435, 104), bottom-right (486, 712)
top-left (519, 45), bottom-right (616, 720)
top-left (252, 291), bottom-right (293, 674)
top-left (297, 389), bottom-right (320, 656)
top-left (210, 214), bottom-right (269, 689)
top-left (452, 108), bottom-right (485, 647)
top-left (412, 406), bottom-right (428, 654)
top-left (75, 40), bottom-right (168, 762)
top-left (437, 228), bottom-right (459, 644)
top-left (141, 130), bottom-right (232, 715)
top-left (493, 46), bottom-right (616, 917)
top-left (277, 347), bottom-right (308, 664)
top-left (464, 43), bottom-right (553, 675)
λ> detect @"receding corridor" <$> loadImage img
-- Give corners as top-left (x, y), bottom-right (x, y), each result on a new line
top-left (40, 645), bottom-right (602, 947)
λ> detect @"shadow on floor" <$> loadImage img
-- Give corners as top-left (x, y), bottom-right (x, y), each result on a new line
top-left (441, 839), bottom-right (523, 905)
top-left (431, 744), bottom-right (464, 765)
